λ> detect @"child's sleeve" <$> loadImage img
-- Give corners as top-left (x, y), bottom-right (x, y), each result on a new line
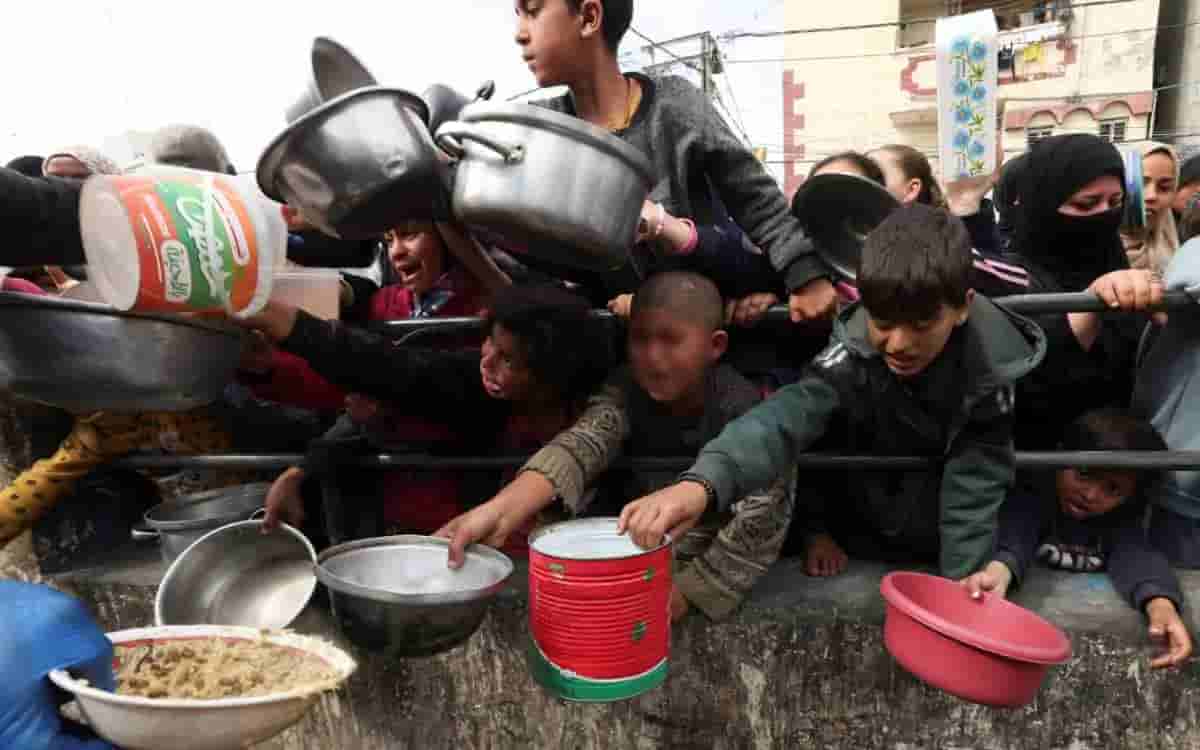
top-left (992, 481), bottom-right (1050, 588)
top-left (1106, 510), bottom-right (1185, 613)
top-left (938, 386), bottom-right (1017, 580)
top-left (686, 350), bottom-right (846, 512)
top-left (675, 470), bottom-right (796, 620)
top-left (521, 376), bottom-right (632, 515)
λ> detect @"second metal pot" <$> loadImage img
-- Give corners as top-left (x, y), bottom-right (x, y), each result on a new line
top-left (132, 483), bottom-right (270, 564)
top-left (436, 103), bottom-right (654, 272)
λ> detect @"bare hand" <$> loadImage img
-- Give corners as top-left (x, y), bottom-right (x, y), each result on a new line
top-left (804, 532), bottom-right (848, 577)
top-left (263, 467), bottom-right (306, 532)
top-left (944, 171), bottom-right (998, 217)
top-left (281, 205), bottom-right (313, 232)
top-left (1088, 269), bottom-right (1164, 312)
top-left (635, 200), bottom-right (665, 245)
top-left (617, 481), bottom-right (709, 550)
top-left (233, 301), bottom-right (300, 342)
top-left (788, 278), bottom-right (838, 323)
top-left (607, 294), bottom-right (634, 319)
top-left (238, 330), bottom-right (275, 374)
top-left (1147, 597), bottom-right (1193, 669)
top-left (670, 586), bottom-right (690, 622)
top-left (344, 393), bottom-right (381, 424)
top-left (960, 561), bottom-right (1013, 600)
top-left (434, 502), bottom-right (510, 569)
top-left (726, 293), bottom-right (780, 327)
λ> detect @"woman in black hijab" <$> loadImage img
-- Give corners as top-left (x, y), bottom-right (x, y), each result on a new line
top-left (1010, 134), bottom-right (1163, 448)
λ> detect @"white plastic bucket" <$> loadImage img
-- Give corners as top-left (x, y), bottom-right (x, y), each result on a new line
top-left (79, 166), bottom-right (285, 318)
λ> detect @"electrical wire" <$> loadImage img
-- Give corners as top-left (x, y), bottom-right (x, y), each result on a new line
top-left (721, 0), bottom-right (1137, 40)
top-left (628, 26), bottom-right (704, 74)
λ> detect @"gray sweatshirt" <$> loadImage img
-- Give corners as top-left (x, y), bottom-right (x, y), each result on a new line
top-left (1134, 236), bottom-right (1200, 520)
top-left (539, 73), bottom-right (827, 291)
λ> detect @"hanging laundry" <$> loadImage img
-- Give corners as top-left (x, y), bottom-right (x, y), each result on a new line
top-left (1023, 42), bottom-right (1044, 63)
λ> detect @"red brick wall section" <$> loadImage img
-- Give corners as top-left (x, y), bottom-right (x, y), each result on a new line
top-left (783, 70), bottom-right (806, 197)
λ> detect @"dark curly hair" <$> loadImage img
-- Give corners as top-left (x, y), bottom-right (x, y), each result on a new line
top-left (485, 284), bottom-right (613, 404)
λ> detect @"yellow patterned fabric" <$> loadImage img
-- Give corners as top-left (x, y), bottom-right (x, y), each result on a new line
top-left (0, 410), bottom-right (232, 544)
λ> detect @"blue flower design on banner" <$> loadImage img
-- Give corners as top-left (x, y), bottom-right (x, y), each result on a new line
top-left (946, 31), bottom-right (992, 177)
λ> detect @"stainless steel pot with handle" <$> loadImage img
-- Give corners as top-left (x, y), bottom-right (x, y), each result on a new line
top-left (435, 103), bottom-right (654, 272)
top-left (132, 483), bottom-right (270, 564)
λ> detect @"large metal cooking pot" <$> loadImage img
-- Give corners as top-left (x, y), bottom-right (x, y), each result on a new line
top-left (790, 172), bottom-right (899, 281)
top-left (435, 103), bottom-right (654, 272)
top-left (285, 36), bottom-right (377, 124)
top-left (422, 81), bottom-right (495, 135)
top-left (316, 535), bottom-right (513, 658)
top-left (131, 483), bottom-right (270, 564)
top-left (0, 293), bottom-right (244, 413)
top-left (156, 519), bottom-right (317, 629)
top-left (258, 86), bottom-right (448, 240)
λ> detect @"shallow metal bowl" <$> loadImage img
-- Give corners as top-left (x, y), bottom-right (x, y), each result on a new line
top-left (156, 520), bottom-right (317, 629)
top-left (0, 293), bottom-right (243, 413)
top-left (316, 535), bottom-right (514, 658)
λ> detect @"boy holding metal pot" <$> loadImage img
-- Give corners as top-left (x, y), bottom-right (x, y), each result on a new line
top-left (512, 0), bottom-right (837, 324)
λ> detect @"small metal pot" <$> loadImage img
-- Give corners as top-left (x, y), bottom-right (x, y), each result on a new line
top-left (156, 519), bottom-right (317, 628)
top-left (316, 536), bottom-right (513, 658)
top-left (285, 36), bottom-right (377, 124)
top-left (435, 103), bottom-right (654, 272)
top-left (132, 483), bottom-right (269, 564)
top-left (422, 80), bottom-right (496, 135)
top-left (0, 293), bottom-right (244, 413)
top-left (790, 172), bottom-right (899, 281)
top-left (258, 86), bottom-right (448, 240)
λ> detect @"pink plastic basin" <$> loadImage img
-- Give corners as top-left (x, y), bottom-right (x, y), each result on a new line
top-left (879, 571), bottom-right (1072, 707)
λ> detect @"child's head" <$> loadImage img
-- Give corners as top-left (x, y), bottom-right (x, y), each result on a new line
top-left (1055, 408), bottom-right (1167, 520)
top-left (808, 151), bottom-right (886, 185)
top-left (859, 204), bottom-right (973, 378)
top-left (868, 144), bottom-right (945, 208)
top-left (384, 221), bottom-right (449, 295)
top-left (481, 284), bottom-right (612, 405)
top-left (628, 272), bottom-right (727, 409)
top-left (515, 0), bottom-right (634, 87)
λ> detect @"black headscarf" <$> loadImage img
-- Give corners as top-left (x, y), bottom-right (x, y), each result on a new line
top-left (993, 153), bottom-right (1026, 239)
top-left (1012, 134), bottom-right (1127, 292)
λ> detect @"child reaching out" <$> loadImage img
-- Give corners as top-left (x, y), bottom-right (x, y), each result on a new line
top-left (963, 409), bottom-right (1191, 669)
top-left (619, 204), bottom-right (1046, 585)
top-left (437, 272), bottom-right (792, 621)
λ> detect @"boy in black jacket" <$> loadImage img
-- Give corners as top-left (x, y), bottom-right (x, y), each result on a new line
top-left (964, 409), bottom-right (1192, 669)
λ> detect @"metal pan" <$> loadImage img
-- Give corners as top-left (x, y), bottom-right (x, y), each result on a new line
top-left (0, 293), bottom-right (244, 413)
top-left (791, 172), bottom-right (900, 281)
top-left (285, 36), bottom-right (377, 123)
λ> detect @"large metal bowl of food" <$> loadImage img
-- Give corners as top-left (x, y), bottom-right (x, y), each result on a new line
top-left (257, 86), bottom-right (448, 240)
top-left (435, 102), bottom-right (654, 272)
top-left (0, 293), bottom-right (243, 413)
top-left (316, 535), bottom-right (514, 658)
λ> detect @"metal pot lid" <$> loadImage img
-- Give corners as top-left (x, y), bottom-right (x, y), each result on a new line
top-left (455, 102), bottom-right (655, 187)
top-left (257, 86), bottom-right (432, 204)
top-left (316, 535), bottom-right (514, 605)
top-left (791, 172), bottom-right (900, 281)
top-left (143, 483), bottom-right (270, 532)
top-left (0, 292), bottom-right (244, 339)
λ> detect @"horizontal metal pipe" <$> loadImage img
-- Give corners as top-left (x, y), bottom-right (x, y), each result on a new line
top-left (370, 291), bottom-right (1196, 336)
top-left (113, 451), bottom-right (1200, 472)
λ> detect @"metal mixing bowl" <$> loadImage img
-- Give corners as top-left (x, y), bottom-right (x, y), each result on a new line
top-left (0, 293), bottom-right (244, 413)
top-left (156, 520), bottom-right (317, 629)
top-left (316, 535), bottom-right (514, 658)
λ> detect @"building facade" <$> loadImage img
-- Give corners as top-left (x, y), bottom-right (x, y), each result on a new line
top-left (780, 0), bottom-right (1160, 195)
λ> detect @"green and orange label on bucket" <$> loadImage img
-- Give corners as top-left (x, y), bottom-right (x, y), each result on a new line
top-left (113, 174), bottom-right (262, 314)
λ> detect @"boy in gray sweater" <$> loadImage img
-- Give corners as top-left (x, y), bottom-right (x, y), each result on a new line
top-left (514, 0), bottom-right (836, 322)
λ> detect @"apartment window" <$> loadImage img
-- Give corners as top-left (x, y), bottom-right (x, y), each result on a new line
top-left (1026, 126), bottom-right (1054, 148)
top-left (1098, 119), bottom-right (1127, 143)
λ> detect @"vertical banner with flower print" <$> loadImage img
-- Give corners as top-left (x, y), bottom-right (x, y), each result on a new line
top-left (936, 10), bottom-right (998, 184)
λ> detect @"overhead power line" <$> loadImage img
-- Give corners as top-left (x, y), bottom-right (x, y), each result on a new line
top-left (628, 26), bottom-right (703, 74)
top-left (721, 0), bottom-right (1136, 40)
top-left (725, 20), bottom-right (1196, 65)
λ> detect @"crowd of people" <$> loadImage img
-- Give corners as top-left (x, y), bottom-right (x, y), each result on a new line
top-left (3, 0), bottom-right (1200, 700)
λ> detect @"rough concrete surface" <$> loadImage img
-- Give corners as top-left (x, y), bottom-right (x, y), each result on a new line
top-left (51, 552), bottom-right (1200, 750)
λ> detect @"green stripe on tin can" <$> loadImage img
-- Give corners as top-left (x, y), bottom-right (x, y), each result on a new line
top-left (526, 638), bottom-right (668, 703)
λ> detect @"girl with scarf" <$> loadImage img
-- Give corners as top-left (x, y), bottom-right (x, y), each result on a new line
top-left (1009, 134), bottom-right (1162, 448)
top-left (1123, 142), bottom-right (1181, 276)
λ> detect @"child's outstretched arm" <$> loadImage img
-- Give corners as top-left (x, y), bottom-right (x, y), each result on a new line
top-left (1106, 517), bottom-right (1192, 668)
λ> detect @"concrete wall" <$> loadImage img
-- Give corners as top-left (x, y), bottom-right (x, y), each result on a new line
top-left (1154, 0), bottom-right (1200, 155)
top-left (55, 554), bottom-right (1200, 750)
top-left (780, 0), bottom-right (1161, 194)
